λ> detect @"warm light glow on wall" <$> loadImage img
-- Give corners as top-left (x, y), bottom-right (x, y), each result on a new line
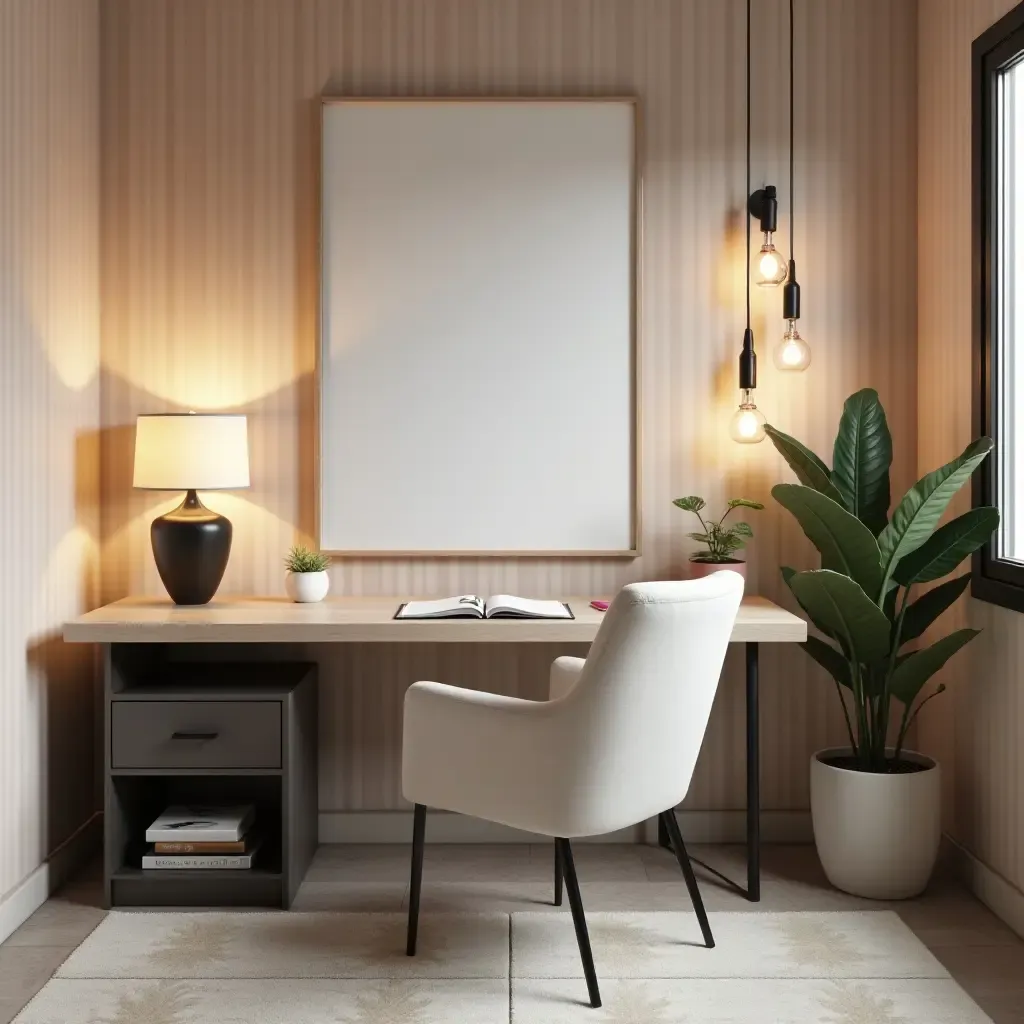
top-left (45, 328), bottom-right (100, 391)
top-left (35, 527), bottom-right (100, 628)
top-left (20, 275), bottom-right (100, 391)
top-left (103, 323), bottom-right (298, 411)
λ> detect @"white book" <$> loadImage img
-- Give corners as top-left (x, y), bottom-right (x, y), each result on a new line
top-left (395, 595), bottom-right (573, 620)
top-left (145, 805), bottom-right (255, 844)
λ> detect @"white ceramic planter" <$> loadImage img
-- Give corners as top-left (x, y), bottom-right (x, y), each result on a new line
top-left (687, 559), bottom-right (746, 581)
top-left (285, 570), bottom-right (330, 603)
top-left (810, 747), bottom-right (941, 900)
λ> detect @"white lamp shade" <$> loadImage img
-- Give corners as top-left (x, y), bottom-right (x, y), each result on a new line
top-left (133, 414), bottom-right (250, 491)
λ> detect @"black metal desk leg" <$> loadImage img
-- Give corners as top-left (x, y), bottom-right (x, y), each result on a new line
top-left (657, 814), bottom-right (671, 849)
top-left (746, 641), bottom-right (760, 902)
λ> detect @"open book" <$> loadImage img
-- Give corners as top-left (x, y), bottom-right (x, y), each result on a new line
top-left (395, 595), bottom-right (574, 620)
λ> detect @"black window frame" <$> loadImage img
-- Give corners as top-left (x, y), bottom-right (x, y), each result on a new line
top-left (973, 0), bottom-right (1024, 612)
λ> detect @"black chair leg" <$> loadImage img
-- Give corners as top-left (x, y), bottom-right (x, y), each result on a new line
top-left (554, 841), bottom-right (563, 906)
top-left (556, 838), bottom-right (601, 1008)
top-left (406, 803), bottom-right (427, 956)
top-left (660, 809), bottom-right (715, 949)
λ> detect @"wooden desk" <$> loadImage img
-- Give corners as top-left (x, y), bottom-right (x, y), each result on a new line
top-left (64, 595), bottom-right (804, 645)
top-left (65, 595), bottom-right (805, 904)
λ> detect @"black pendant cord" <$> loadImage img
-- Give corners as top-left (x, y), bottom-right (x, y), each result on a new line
top-left (788, 0), bottom-right (794, 263)
top-left (745, 0), bottom-right (751, 333)
top-left (782, 0), bottom-right (801, 323)
top-left (738, 0), bottom-right (756, 391)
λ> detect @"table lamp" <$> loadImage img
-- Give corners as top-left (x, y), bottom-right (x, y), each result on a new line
top-left (133, 413), bottom-right (250, 605)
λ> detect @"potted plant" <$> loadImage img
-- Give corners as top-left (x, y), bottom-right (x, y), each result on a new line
top-left (672, 495), bottom-right (764, 579)
top-left (284, 545), bottom-right (331, 603)
top-left (765, 388), bottom-right (998, 898)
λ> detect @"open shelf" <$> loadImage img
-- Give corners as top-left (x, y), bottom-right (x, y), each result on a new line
top-left (110, 865), bottom-right (286, 908)
top-left (108, 773), bottom-right (285, 908)
top-left (111, 866), bottom-right (283, 883)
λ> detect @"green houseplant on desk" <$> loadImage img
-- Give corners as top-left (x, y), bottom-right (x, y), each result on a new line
top-left (672, 495), bottom-right (764, 579)
top-left (766, 388), bottom-right (998, 898)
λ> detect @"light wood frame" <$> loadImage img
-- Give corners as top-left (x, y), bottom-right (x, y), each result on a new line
top-left (314, 96), bottom-right (643, 558)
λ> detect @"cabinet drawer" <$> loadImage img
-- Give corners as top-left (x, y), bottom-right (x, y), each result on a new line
top-left (111, 701), bottom-right (281, 769)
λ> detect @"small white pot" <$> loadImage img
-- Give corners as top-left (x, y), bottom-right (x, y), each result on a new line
top-left (810, 747), bottom-right (941, 900)
top-left (285, 570), bottom-right (330, 603)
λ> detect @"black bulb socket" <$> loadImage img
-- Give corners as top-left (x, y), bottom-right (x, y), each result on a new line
top-left (782, 260), bottom-right (801, 320)
top-left (739, 327), bottom-right (757, 391)
top-left (748, 185), bottom-right (778, 234)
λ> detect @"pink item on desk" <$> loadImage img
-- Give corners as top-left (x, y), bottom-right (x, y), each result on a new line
top-left (590, 600), bottom-right (609, 612)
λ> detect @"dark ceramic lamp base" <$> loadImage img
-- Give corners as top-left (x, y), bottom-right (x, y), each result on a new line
top-left (151, 489), bottom-right (232, 605)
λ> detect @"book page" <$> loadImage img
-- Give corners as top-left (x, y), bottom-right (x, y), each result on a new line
top-left (396, 596), bottom-right (485, 619)
top-left (484, 595), bottom-right (572, 619)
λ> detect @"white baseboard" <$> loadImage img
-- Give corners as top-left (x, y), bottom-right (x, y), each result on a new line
top-left (0, 812), bottom-right (102, 946)
top-left (0, 864), bottom-right (50, 947)
top-left (947, 835), bottom-right (1024, 940)
top-left (319, 810), bottom-right (812, 845)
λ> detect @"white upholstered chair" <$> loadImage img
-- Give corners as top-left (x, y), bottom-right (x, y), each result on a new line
top-left (401, 573), bottom-right (744, 1008)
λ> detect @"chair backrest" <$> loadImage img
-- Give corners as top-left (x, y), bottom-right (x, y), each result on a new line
top-left (554, 572), bottom-right (744, 836)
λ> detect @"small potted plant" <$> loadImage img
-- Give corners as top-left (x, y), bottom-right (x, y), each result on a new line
top-left (284, 545), bottom-right (331, 603)
top-left (766, 388), bottom-right (998, 898)
top-left (672, 495), bottom-right (764, 579)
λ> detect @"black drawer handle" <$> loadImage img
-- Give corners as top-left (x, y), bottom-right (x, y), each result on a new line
top-left (170, 731), bottom-right (219, 741)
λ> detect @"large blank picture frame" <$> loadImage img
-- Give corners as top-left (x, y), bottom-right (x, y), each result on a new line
top-left (318, 98), bottom-right (638, 556)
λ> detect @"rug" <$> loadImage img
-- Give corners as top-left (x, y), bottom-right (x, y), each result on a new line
top-left (14, 910), bottom-right (993, 1023)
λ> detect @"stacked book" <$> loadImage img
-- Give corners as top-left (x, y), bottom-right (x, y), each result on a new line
top-left (143, 805), bottom-right (260, 870)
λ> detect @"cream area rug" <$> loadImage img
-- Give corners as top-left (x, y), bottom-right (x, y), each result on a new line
top-left (15, 910), bottom-right (992, 1023)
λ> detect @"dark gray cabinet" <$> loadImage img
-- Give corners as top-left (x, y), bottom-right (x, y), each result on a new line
top-left (103, 647), bottom-right (317, 909)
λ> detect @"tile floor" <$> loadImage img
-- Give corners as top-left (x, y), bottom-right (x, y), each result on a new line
top-left (1, 843), bottom-right (1023, 1022)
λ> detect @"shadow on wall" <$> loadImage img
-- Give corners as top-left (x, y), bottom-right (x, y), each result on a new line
top-left (5, 290), bottom-right (103, 879)
top-left (26, 634), bottom-right (99, 868)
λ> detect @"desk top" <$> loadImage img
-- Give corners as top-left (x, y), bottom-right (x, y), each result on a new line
top-left (64, 595), bottom-right (806, 645)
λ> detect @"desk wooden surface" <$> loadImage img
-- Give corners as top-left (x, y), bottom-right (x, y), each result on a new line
top-left (64, 595), bottom-right (806, 645)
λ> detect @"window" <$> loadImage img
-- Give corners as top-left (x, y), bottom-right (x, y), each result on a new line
top-left (974, 1), bottom-right (1024, 611)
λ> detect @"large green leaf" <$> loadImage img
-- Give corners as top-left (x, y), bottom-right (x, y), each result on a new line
top-left (888, 628), bottom-right (980, 706)
top-left (764, 425), bottom-right (845, 505)
top-left (789, 570), bottom-right (892, 665)
top-left (877, 438), bottom-right (994, 591)
top-left (893, 506), bottom-right (1000, 585)
top-left (801, 635), bottom-right (852, 689)
top-left (782, 566), bottom-right (848, 654)
top-left (899, 574), bottom-right (970, 645)
top-left (831, 389), bottom-right (893, 536)
top-left (772, 484), bottom-right (883, 598)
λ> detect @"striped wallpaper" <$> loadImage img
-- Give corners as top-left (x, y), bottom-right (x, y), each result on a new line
top-left (0, 0), bottom-right (100, 905)
top-left (97, 0), bottom-right (919, 816)
top-left (917, 0), bottom-right (1024, 901)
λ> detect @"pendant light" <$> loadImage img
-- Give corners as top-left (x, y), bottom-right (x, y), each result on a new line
top-left (731, 0), bottom-right (767, 444)
top-left (751, 186), bottom-right (787, 287)
top-left (773, 0), bottom-right (811, 371)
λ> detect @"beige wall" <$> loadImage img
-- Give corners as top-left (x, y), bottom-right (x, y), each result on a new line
top-left (918, 0), bottom-right (1024, 901)
top-left (98, 0), bottom-right (918, 815)
top-left (0, 0), bottom-right (101, 911)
